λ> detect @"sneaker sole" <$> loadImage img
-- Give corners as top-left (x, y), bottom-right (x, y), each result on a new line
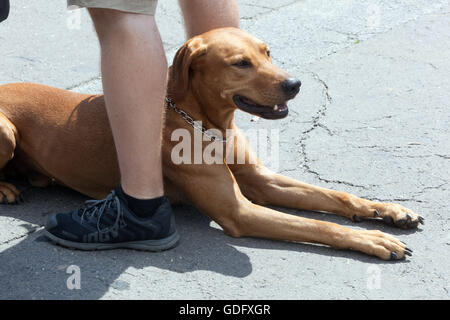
top-left (43, 230), bottom-right (180, 252)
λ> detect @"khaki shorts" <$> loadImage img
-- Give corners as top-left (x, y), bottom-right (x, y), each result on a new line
top-left (67, 0), bottom-right (158, 15)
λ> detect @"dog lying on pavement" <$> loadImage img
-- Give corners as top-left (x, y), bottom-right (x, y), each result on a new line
top-left (0, 27), bottom-right (422, 260)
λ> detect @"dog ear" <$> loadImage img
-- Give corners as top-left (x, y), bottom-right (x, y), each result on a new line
top-left (168, 37), bottom-right (207, 102)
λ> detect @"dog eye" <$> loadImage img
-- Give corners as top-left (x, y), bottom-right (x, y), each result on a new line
top-left (266, 50), bottom-right (271, 57)
top-left (232, 60), bottom-right (252, 68)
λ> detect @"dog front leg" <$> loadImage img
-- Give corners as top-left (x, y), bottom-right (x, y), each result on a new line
top-left (173, 164), bottom-right (411, 260)
top-left (232, 164), bottom-right (424, 229)
top-left (233, 200), bottom-right (410, 260)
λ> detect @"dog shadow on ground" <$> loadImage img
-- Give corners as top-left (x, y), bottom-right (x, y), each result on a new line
top-left (0, 182), bottom-right (419, 299)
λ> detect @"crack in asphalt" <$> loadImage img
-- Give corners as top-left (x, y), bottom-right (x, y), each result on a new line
top-left (0, 225), bottom-right (43, 246)
top-left (244, 1), bottom-right (303, 17)
top-left (376, 54), bottom-right (440, 70)
top-left (361, 182), bottom-right (448, 205)
top-left (362, 196), bottom-right (426, 204)
top-left (349, 145), bottom-right (450, 161)
top-left (414, 183), bottom-right (448, 196)
top-left (295, 67), bottom-right (446, 197)
top-left (296, 71), bottom-right (373, 190)
top-left (66, 75), bottom-right (101, 91)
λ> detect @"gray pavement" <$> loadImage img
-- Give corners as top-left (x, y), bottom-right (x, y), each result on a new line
top-left (0, 0), bottom-right (449, 299)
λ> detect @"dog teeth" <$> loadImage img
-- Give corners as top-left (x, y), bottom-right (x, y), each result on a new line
top-left (273, 105), bottom-right (278, 111)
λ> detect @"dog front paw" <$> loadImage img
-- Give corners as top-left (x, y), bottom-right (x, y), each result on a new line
top-left (348, 229), bottom-right (412, 260)
top-left (374, 203), bottom-right (424, 229)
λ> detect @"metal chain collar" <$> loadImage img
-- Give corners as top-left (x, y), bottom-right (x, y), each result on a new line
top-left (165, 97), bottom-right (229, 143)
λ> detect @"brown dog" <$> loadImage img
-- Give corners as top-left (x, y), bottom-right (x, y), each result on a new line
top-left (0, 27), bottom-right (422, 260)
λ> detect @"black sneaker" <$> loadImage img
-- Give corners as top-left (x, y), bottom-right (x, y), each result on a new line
top-left (44, 188), bottom-right (179, 251)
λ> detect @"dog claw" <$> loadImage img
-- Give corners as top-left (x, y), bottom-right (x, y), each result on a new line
top-left (352, 214), bottom-right (362, 222)
top-left (404, 250), bottom-right (412, 257)
top-left (406, 213), bottom-right (412, 220)
top-left (373, 210), bottom-right (379, 217)
top-left (390, 252), bottom-right (398, 260)
top-left (405, 247), bottom-right (413, 253)
top-left (418, 216), bottom-right (425, 224)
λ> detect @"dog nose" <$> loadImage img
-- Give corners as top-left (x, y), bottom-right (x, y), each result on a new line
top-left (281, 78), bottom-right (301, 96)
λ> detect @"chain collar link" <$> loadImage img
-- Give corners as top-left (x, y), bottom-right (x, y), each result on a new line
top-left (165, 97), bottom-right (229, 143)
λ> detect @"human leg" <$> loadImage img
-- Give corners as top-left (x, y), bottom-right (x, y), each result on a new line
top-left (178, 0), bottom-right (240, 38)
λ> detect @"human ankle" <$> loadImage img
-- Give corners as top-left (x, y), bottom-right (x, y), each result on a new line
top-left (116, 185), bottom-right (166, 218)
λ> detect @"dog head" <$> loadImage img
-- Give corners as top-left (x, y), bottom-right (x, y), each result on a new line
top-left (168, 27), bottom-right (300, 120)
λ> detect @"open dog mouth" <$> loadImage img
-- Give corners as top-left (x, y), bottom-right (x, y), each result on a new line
top-left (233, 95), bottom-right (289, 120)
